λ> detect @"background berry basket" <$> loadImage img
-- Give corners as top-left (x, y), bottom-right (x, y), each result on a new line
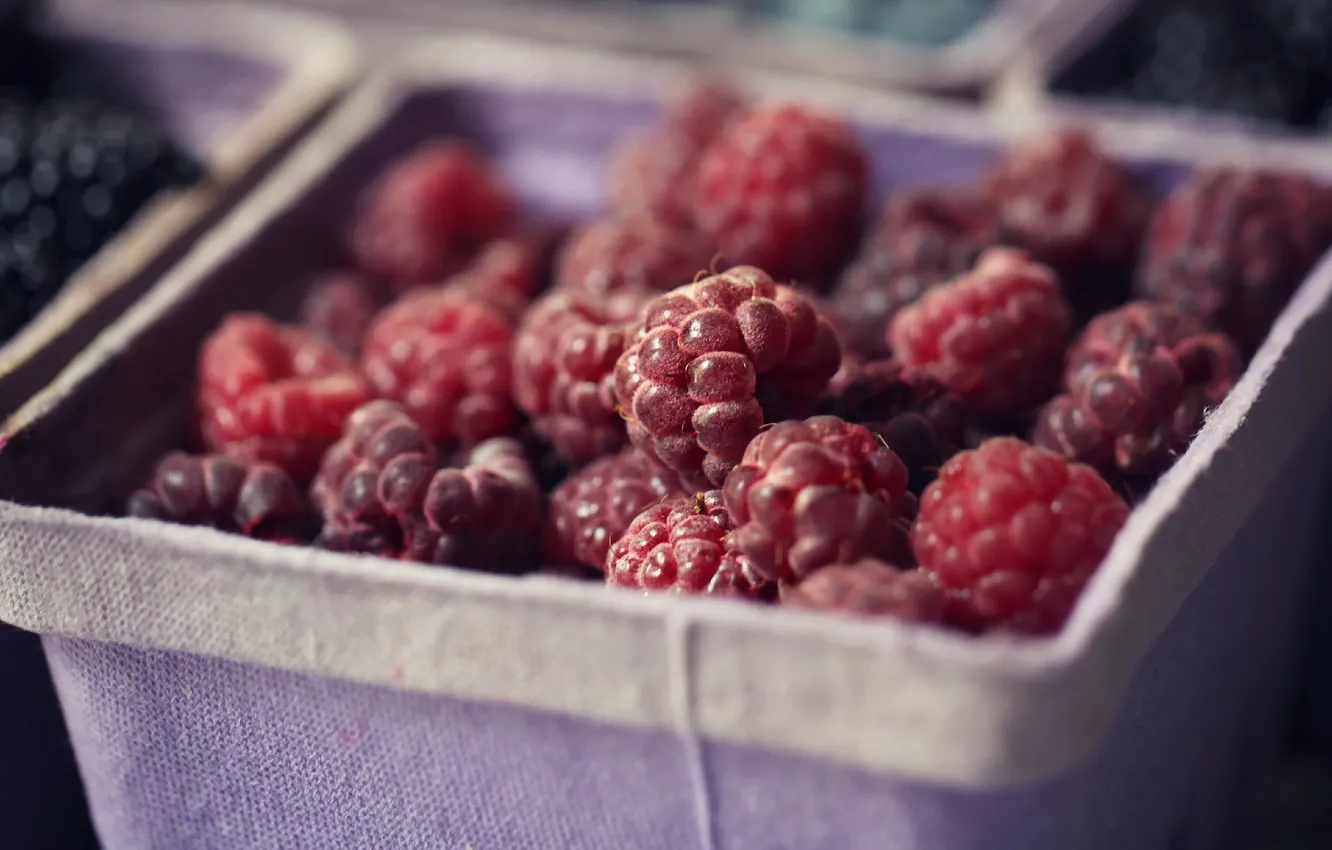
top-left (0, 0), bottom-right (356, 845)
top-left (251, 0), bottom-right (1122, 95)
top-left (5, 35), bottom-right (1332, 850)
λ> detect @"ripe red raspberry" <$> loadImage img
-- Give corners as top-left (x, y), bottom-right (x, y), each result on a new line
top-left (543, 449), bottom-right (685, 572)
top-left (349, 141), bottom-right (515, 289)
top-left (608, 79), bottom-right (745, 225)
top-left (818, 357), bottom-right (967, 494)
top-left (695, 103), bottom-right (869, 287)
top-left (1033, 302), bottom-right (1243, 478)
top-left (198, 314), bottom-right (370, 480)
top-left (888, 247), bottom-right (1072, 418)
top-left (984, 129), bottom-right (1146, 279)
top-left (315, 401), bottom-right (542, 571)
top-left (606, 490), bottom-right (770, 598)
top-left (1135, 167), bottom-right (1332, 354)
top-left (445, 236), bottom-right (543, 322)
top-left (555, 214), bottom-right (713, 298)
top-left (913, 437), bottom-right (1131, 634)
top-left (833, 187), bottom-right (1002, 358)
top-left (782, 561), bottom-right (943, 623)
top-left (613, 266), bottom-right (842, 490)
top-left (513, 289), bottom-right (646, 463)
top-left (722, 415), bottom-right (915, 585)
top-left (361, 290), bottom-right (515, 445)
top-left (298, 270), bottom-right (382, 357)
top-left (126, 451), bottom-right (307, 541)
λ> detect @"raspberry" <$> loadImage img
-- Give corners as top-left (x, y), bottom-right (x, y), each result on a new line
top-left (913, 437), bottom-right (1131, 634)
top-left (606, 490), bottom-right (770, 598)
top-left (543, 449), bottom-right (685, 572)
top-left (298, 270), bottom-right (382, 356)
top-left (361, 290), bottom-right (515, 445)
top-left (984, 129), bottom-right (1147, 279)
top-left (660, 77), bottom-right (746, 147)
top-left (818, 357), bottom-right (967, 494)
top-left (1135, 167), bottom-right (1332, 354)
top-left (782, 561), bottom-right (944, 623)
top-left (554, 214), bottom-right (713, 297)
top-left (832, 187), bottom-right (1002, 358)
top-left (888, 247), bottom-right (1072, 418)
top-left (315, 401), bottom-right (542, 572)
top-left (512, 288), bottom-right (646, 463)
top-left (1033, 301), bottom-right (1242, 478)
top-left (197, 314), bottom-right (370, 480)
top-left (695, 103), bottom-right (869, 287)
top-left (348, 141), bottom-right (515, 289)
top-left (612, 266), bottom-right (842, 490)
top-left (722, 415), bottom-right (916, 585)
top-left (445, 235), bottom-right (545, 322)
top-left (126, 451), bottom-right (307, 541)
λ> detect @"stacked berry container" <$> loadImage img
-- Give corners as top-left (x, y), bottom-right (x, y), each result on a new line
top-left (5, 35), bottom-right (1332, 849)
top-left (0, 0), bottom-right (356, 845)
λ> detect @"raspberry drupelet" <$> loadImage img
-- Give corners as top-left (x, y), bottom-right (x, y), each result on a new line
top-left (818, 357), bottom-right (968, 494)
top-left (298, 270), bottom-right (382, 357)
top-left (984, 129), bottom-right (1147, 280)
top-left (444, 235), bottom-right (545, 323)
top-left (1135, 167), bottom-right (1332, 355)
top-left (694, 103), bottom-right (869, 288)
top-left (832, 187), bottom-right (1003, 358)
top-left (360, 289), bottom-right (515, 446)
top-left (544, 449), bottom-right (686, 573)
top-left (888, 247), bottom-right (1072, 419)
top-left (606, 490), bottom-right (770, 598)
top-left (612, 266), bottom-right (842, 490)
top-left (197, 314), bottom-right (370, 481)
top-left (348, 141), bottom-right (515, 289)
top-left (913, 437), bottom-right (1131, 634)
top-left (722, 415), bottom-right (916, 585)
top-left (512, 289), bottom-right (647, 463)
top-left (1033, 301), bottom-right (1243, 479)
top-left (782, 561), bottom-right (944, 623)
top-left (554, 214), bottom-right (714, 298)
top-left (127, 452), bottom-right (307, 541)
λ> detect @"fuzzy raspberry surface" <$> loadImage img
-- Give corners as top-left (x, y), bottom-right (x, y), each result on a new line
top-left (606, 490), bottom-right (769, 598)
top-left (723, 415), bottom-right (915, 585)
top-left (298, 270), bottom-right (382, 357)
top-left (127, 451), bottom-right (307, 541)
top-left (555, 214), bottom-right (713, 298)
top-left (782, 560), bottom-right (943, 623)
top-left (694, 103), bottom-right (869, 287)
top-left (513, 288), bottom-right (646, 463)
top-left (912, 437), bottom-right (1130, 634)
top-left (361, 290), bottom-right (515, 445)
top-left (349, 141), bottom-right (515, 288)
top-left (889, 247), bottom-right (1072, 418)
top-left (612, 266), bottom-right (842, 490)
top-left (445, 235), bottom-right (544, 322)
top-left (197, 314), bottom-right (370, 481)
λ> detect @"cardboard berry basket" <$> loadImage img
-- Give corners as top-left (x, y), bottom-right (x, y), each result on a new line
top-left (5, 35), bottom-right (1332, 850)
top-left (0, 1), bottom-right (357, 846)
top-left (261, 0), bottom-right (1121, 97)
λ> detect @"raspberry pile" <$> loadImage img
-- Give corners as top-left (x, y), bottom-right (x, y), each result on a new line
top-left (126, 88), bottom-right (1325, 636)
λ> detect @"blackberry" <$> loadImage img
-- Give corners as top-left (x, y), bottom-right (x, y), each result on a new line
top-left (0, 96), bottom-right (203, 341)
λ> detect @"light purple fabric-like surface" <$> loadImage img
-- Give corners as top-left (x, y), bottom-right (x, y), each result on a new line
top-left (42, 416), bottom-right (1329, 850)
top-left (0, 38), bottom-right (287, 850)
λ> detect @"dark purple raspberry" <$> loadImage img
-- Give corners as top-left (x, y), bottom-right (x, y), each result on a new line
top-left (722, 416), bottom-right (916, 585)
top-left (782, 561), bottom-right (944, 623)
top-left (126, 451), bottom-right (306, 541)
top-left (818, 357), bottom-right (967, 494)
top-left (512, 289), bottom-right (647, 463)
top-left (1136, 167), bottom-right (1332, 354)
top-left (832, 187), bottom-right (1002, 358)
top-left (543, 449), bottom-right (685, 573)
top-left (613, 265), bottom-right (842, 490)
top-left (1033, 301), bottom-right (1243, 479)
top-left (606, 490), bottom-right (771, 598)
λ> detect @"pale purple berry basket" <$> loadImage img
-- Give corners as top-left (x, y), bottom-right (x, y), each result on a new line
top-left (6, 36), bottom-right (1332, 850)
top-left (0, 1), bottom-right (358, 845)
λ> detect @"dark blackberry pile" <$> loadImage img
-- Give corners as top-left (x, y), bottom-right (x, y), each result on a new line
top-left (1054, 0), bottom-right (1332, 130)
top-left (0, 0), bottom-right (203, 343)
